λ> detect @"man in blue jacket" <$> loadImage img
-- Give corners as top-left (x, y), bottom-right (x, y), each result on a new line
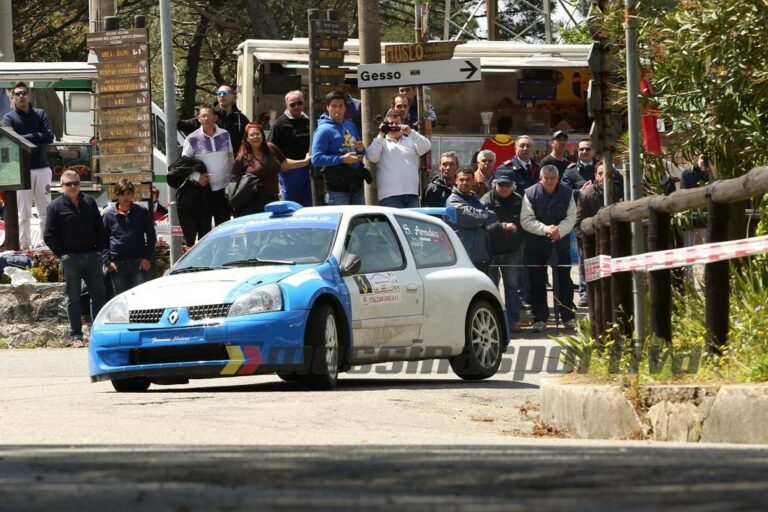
top-left (311, 91), bottom-right (367, 205)
top-left (103, 179), bottom-right (157, 295)
top-left (43, 170), bottom-right (107, 346)
top-left (2, 82), bottom-right (55, 249)
top-left (446, 168), bottom-right (498, 277)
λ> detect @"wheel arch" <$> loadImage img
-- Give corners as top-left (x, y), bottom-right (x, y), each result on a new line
top-left (309, 293), bottom-right (352, 371)
top-left (468, 291), bottom-right (508, 350)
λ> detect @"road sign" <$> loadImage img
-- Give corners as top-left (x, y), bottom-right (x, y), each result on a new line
top-left (96, 60), bottom-right (149, 77)
top-left (98, 74), bottom-right (150, 93)
top-left (95, 44), bottom-right (148, 63)
top-left (98, 105), bottom-right (151, 125)
top-left (99, 123), bottom-right (152, 140)
top-left (98, 91), bottom-right (150, 108)
top-left (312, 67), bottom-right (347, 84)
top-left (86, 28), bottom-right (148, 48)
top-left (310, 19), bottom-right (348, 37)
top-left (96, 153), bottom-right (153, 173)
top-left (384, 41), bottom-right (463, 64)
top-left (98, 139), bottom-right (152, 155)
top-left (312, 49), bottom-right (345, 67)
top-left (96, 171), bottom-right (153, 184)
top-left (357, 58), bottom-right (481, 89)
top-left (312, 38), bottom-right (345, 50)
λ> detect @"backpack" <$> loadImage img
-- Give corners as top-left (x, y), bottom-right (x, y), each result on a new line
top-left (167, 155), bottom-right (207, 189)
top-left (225, 173), bottom-right (261, 213)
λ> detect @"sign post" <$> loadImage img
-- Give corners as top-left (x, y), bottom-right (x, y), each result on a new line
top-left (357, 58), bottom-right (481, 89)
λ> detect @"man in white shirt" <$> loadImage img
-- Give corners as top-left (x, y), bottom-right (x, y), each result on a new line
top-left (365, 109), bottom-right (431, 208)
top-left (181, 105), bottom-right (234, 226)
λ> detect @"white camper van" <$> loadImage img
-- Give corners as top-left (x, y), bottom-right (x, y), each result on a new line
top-left (0, 62), bottom-right (183, 206)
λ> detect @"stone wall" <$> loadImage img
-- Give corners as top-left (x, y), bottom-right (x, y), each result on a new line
top-left (0, 283), bottom-right (75, 348)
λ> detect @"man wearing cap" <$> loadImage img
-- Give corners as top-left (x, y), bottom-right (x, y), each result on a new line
top-left (521, 164), bottom-right (577, 332)
top-left (178, 83), bottom-right (250, 154)
top-left (481, 169), bottom-right (524, 332)
top-left (539, 130), bottom-right (571, 178)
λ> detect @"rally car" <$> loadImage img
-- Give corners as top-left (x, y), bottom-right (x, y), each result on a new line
top-left (89, 201), bottom-right (508, 391)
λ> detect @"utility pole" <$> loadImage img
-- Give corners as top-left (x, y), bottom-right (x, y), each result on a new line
top-left (624, 0), bottom-right (647, 345)
top-left (358, 0), bottom-right (382, 205)
top-left (485, 0), bottom-right (498, 40)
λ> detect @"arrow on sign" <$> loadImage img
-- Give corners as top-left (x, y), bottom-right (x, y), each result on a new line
top-left (460, 60), bottom-right (478, 80)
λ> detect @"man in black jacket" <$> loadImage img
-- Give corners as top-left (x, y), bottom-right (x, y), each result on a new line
top-left (268, 90), bottom-right (311, 205)
top-left (43, 170), bottom-right (107, 346)
top-left (423, 151), bottom-right (459, 207)
top-left (481, 169), bottom-right (524, 332)
top-left (177, 84), bottom-right (250, 154)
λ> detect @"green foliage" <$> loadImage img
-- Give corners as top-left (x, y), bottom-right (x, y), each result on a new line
top-left (151, 239), bottom-right (171, 279)
top-left (558, 23), bottom-right (593, 45)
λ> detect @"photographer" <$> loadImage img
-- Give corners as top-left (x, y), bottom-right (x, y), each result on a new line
top-left (365, 109), bottom-right (431, 208)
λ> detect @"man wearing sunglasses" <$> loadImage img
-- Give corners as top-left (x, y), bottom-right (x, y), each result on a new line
top-left (2, 82), bottom-right (55, 249)
top-left (177, 83), bottom-right (250, 154)
top-left (268, 90), bottom-right (311, 206)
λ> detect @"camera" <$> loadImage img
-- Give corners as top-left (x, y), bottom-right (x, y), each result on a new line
top-left (380, 122), bottom-right (402, 134)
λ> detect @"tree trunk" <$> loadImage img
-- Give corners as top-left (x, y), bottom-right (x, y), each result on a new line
top-left (180, 12), bottom-right (211, 119)
top-left (243, 0), bottom-right (280, 39)
top-left (0, 0), bottom-right (15, 62)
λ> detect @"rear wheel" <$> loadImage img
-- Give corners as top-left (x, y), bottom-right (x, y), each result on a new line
top-left (300, 304), bottom-right (339, 390)
top-left (450, 299), bottom-right (503, 380)
top-left (111, 377), bottom-right (151, 392)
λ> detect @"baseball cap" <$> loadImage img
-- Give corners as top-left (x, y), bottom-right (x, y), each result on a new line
top-left (552, 130), bottom-right (568, 140)
top-left (494, 169), bottom-right (515, 184)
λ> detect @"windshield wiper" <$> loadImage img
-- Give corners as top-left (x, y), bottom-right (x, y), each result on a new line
top-left (222, 258), bottom-right (295, 267)
top-left (169, 266), bottom-right (218, 275)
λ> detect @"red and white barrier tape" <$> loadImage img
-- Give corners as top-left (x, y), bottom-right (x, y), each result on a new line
top-left (584, 235), bottom-right (768, 282)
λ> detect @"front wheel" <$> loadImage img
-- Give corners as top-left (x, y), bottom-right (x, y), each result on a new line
top-left (450, 299), bottom-right (503, 380)
top-left (112, 377), bottom-right (151, 392)
top-left (300, 304), bottom-right (339, 390)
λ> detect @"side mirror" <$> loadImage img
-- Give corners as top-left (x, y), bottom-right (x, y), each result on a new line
top-left (340, 253), bottom-right (362, 276)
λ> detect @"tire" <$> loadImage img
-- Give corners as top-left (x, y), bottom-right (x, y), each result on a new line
top-left (111, 377), bottom-right (151, 392)
top-left (300, 304), bottom-right (340, 390)
top-left (450, 299), bottom-right (504, 380)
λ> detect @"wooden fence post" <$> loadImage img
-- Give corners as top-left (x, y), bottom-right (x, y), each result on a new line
top-left (598, 224), bottom-right (612, 344)
top-left (610, 220), bottom-right (633, 341)
top-left (648, 208), bottom-right (672, 347)
top-left (705, 199), bottom-right (730, 354)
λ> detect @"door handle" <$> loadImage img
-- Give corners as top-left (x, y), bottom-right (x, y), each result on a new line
top-left (406, 284), bottom-right (419, 292)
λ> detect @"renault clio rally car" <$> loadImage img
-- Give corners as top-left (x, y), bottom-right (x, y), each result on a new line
top-left (89, 202), bottom-right (508, 391)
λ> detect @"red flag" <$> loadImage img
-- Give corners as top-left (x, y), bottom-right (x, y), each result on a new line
top-left (640, 70), bottom-right (661, 155)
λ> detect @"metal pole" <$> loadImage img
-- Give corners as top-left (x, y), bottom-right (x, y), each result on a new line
top-left (444, 0), bottom-right (451, 40)
top-left (159, 0), bottom-right (181, 264)
top-left (625, 0), bottom-right (647, 343)
top-left (543, 0), bottom-right (553, 44)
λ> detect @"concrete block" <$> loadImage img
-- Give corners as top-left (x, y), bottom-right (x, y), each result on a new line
top-left (701, 385), bottom-right (768, 444)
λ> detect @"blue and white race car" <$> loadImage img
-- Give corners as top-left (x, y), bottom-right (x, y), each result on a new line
top-left (89, 202), bottom-right (508, 391)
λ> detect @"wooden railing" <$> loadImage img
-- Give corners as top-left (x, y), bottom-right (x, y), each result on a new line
top-left (579, 166), bottom-right (768, 354)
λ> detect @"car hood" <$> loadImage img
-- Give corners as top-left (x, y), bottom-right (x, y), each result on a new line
top-left (118, 264), bottom-right (317, 309)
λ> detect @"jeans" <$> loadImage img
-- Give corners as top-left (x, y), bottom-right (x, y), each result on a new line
top-left (61, 252), bottom-right (107, 338)
top-left (325, 189), bottom-right (365, 206)
top-left (490, 251), bottom-right (522, 327)
top-left (378, 194), bottom-right (420, 208)
top-left (526, 240), bottom-right (575, 324)
top-left (110, 259), bottom-right (150, 295)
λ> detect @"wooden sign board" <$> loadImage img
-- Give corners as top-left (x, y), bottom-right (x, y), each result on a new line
top-left (310, 20), bottom-right (348, 38)
top-left (94, 44), bottom-right (149, 63)
top-left (96, 60), bottom-right (149, 77)
top-left (99, 91), bottom-right (150, 108)
top-left (98, 105), bottom-right (151, 125)
top-left (96, 153), bottom-right (152, 173)
top-left (384, 41), bottom-right (464, 64)
top-left (87, 28), bottom-right (148, 48)
top-left (311, 83), bottom-right (348, 102)
top-left (312, 38), bottom-right (345, 50)
top-left (312, 67), bottom-right (346, 84)
top-left (99, 124), bottom-right (152, 140)
top-left (312, 49), bottom-right (345, 67)
top-left (99, 139), bottom-right (152, 155)
top-left (98, 74), bottom-right (150, 93)
top-left (97, 171), bottom-right (153, 184)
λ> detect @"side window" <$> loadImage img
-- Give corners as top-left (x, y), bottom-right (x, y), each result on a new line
top-left (154, 114), bottom-right (167, 155)
top-left (345, 216), bottom-right (406, 273)
top-left (395, 216), bottom-right (456, 268)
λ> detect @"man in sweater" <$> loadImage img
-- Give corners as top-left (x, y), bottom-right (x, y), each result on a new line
top-left (365, 109), bottom-right (431, 208)
top-left (269, 90), bottom-right (312, 206)
top-left (103, 179), bottom-right (157, 295)
top-left (2, 82), bottom-right (55, 249)
top-left (43, 170), bottom-right (107, 346)
top-left (181, 105), bottom-right (234, 226)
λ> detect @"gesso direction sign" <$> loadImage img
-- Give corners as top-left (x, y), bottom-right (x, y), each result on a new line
top-left (357, 58), bottom-right (481, 89)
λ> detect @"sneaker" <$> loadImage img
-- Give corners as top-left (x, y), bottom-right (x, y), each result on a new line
top-left (578, 296), bottom-right (588, 308)
top-left (563, 319), bottom-right (576, 329)
top-left (68, 336), bottom-right (85, 348)
top-left (532, 321), bottom-right (546, 333)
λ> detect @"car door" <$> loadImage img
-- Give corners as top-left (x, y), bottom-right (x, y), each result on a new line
top-left (342, 214), bottom-right (424, 350)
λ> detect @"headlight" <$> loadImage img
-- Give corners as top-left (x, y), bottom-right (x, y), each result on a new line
top-left (228, 284), bottom-right (283, 316)
top-left (94, 295), bottom-right (129, 325)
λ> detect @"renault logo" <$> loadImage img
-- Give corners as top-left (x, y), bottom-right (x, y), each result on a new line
top-left (168, 310), bottom-right (179, 325)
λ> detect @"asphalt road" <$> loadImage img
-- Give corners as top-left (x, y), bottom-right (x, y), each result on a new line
top-left (2, 344), bottom-right (767, 511)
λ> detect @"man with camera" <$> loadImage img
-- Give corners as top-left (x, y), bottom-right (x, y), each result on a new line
top-left (365, 109), bottom-right (431, 208)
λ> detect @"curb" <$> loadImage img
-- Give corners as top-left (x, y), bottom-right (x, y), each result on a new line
top-left (540, 377), bottom-right (768, 444)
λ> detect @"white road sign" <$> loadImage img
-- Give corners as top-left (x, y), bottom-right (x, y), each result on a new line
top-left (357, 58), bottom-right (481, 89)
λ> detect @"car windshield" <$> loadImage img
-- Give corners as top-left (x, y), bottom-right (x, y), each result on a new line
top-left (173, 215), bottom-right (340, 271)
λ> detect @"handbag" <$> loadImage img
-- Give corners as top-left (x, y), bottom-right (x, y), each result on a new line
top-left (226, 173), bottom-right (261, 212)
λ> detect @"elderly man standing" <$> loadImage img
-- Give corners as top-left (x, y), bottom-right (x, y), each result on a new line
top-left (521, 165), bottom-right (577, 332)
top-left (496, 135), bottom-right (540, 192)
top-left (269, 90), bottom-right (312, 206)
top-left (473, 149), bottom-right (496, 197)
top-left (44, 170), bottom-right (107, 347)
top-left (2, 82), bottom-right (54, 249)
top-left (366, 108), bottom-right (431, 208)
